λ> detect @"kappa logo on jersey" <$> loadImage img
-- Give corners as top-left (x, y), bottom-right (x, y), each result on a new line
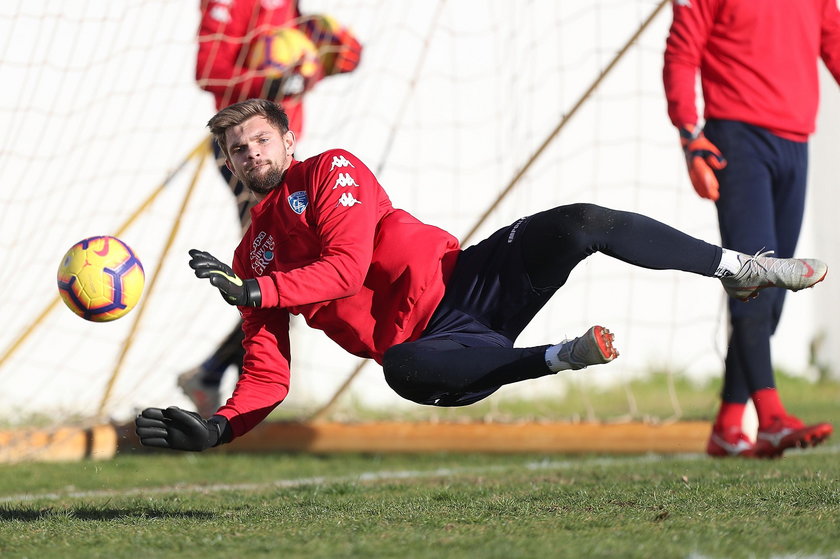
top-left (330, 155), bottom-right (355, 170)
top-left (337, 192), bottom-right (362, 207)
top-left (288, 191), bottom-right (309, 214)
top-left (333, 172), bottom-right (359, 189)
top-left (250, 231), bottom-right (276, 275)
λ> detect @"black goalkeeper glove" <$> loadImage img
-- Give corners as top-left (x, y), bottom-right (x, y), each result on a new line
top-left (135, 406), bottom-right (231, 452)
top-left (189, 249), bottom-right (262, 307)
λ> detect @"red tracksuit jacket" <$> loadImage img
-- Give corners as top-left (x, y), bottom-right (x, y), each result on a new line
top-left (663, 0), bottom-right (840, 141)
top-left (196, 0), bottom-right (305, 135)
top-left (214, 149), bottom-right (461, 438)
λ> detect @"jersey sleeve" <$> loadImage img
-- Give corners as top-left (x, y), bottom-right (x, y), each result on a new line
top-left (820, 0), bottom-right (840, 85)
top-left (256, 149), bottom-right (384, 308)
top-left (662, 0), bottom-right (719, 129)
top-left (196, 0), bottom-right (270, 105)
top-left (213, 249), bottom-right (293, 440)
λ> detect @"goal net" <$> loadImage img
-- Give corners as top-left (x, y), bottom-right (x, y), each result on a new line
top-left (0, 0), bottom-right (832, 433)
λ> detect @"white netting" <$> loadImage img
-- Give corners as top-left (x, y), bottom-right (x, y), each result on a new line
top-left (0, 0), bottom-right (830, 426)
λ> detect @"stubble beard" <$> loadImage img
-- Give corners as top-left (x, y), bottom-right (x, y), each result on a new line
top-left (244, 163), bottom-right (285, 196)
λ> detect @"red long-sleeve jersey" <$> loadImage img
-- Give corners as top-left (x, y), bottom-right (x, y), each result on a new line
top-left (663, 0), bottom-right (840, 141)
top-left (196, 0), bottom-right (304, 135)
top-left (214, 149), bottom-right (461, 438)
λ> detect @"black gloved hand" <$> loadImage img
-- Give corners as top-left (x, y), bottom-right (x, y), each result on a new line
top-left (188, 249), bottom-right (262, 307)
top-left (135, 406), bottom-right (228, 451)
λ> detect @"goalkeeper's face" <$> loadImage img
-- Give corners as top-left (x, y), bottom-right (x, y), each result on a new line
top-left (225, 116), bottom-right (296, 197)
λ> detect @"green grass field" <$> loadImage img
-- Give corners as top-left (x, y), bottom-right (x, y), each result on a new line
top-left (0, 449), bottom-right (838, 558)
top-left (1, 374), bottom-right (838, 559)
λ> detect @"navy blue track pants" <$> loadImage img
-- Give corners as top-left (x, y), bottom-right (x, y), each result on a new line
top-left (704, 119), bottom-right (809, 402)
top-left (383, 203), bottom-right (723, 406)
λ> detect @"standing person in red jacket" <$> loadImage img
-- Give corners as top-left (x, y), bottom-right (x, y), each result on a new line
top-left (135, 99), bottom-right (828, 450)
top-left (663, 0), bottom-right (840, 458)
top-left (181, 0), bottom-right (361, 416)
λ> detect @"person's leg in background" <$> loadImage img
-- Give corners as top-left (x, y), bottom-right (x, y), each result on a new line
top-left (706, 119), bottom-right (831, 458)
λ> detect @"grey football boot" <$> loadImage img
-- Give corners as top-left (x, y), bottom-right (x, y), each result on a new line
top-left (721, 250), bottom-right (828, 301)
top-left (546, 325), bottom-right (618, 371)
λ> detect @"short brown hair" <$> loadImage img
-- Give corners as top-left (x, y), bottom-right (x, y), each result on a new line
top-left (207, 99), bottom-right (290, 159)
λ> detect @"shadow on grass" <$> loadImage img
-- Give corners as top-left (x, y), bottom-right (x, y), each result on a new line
top-left (0, 504), bottom-right (214, 521)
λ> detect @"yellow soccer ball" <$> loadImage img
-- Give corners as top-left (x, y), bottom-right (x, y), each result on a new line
top-left (249, 27), bottom-right (323, 82)
top-left (57, 236), bottom-right (145, 322)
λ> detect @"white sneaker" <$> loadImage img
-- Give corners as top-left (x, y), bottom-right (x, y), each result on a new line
top-left (721, 250), bottom-right (828, 302)
top-left (546, 325), bottom-right (618, 371)
top-left (177, 367), bottom-right (222, 418)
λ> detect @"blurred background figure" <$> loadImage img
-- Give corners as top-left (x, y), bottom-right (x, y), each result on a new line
top-left (663, 0), bottom-right (840, 458)
top-left (180, 0), bottom-right (362, 416)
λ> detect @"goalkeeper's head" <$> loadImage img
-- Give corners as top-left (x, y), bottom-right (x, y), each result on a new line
top-left (208, 98), bottom-right (296, 197)
top-left (208, 98), bottom-right (290, 161)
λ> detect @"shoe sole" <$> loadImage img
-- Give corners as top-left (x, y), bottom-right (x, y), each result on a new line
top-left (753, 423), bottom-right (833, 458)
top-left (707, 448), bottom-right (758, 458)
top-left (733, 266), bottom-right (829, 302)
top-left (590, 326), bottom-right (619, 364)
top-left (706, 434), bottom-right (757, 458)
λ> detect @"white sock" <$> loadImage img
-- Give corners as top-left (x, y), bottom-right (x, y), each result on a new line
top-left (714, 249), bottom-right (742, 278)
top-left (545, 341), bottom-right (574, 373)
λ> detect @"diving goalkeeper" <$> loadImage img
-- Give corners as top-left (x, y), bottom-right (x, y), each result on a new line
top-left (137, 99), bottom-right (829, 453)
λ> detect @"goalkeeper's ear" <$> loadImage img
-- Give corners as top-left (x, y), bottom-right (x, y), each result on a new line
top-left (283, 129), bottom-right (296, 157)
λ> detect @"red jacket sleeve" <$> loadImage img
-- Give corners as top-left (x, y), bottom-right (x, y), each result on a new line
top-left (663, 0), bottom-right (720, 129)
top-left (214, 252), bottom-right (292, 440)
top-left (256, 150), bottom-right (383, 308)
top-left (820, 0), bottom-right (840, 85)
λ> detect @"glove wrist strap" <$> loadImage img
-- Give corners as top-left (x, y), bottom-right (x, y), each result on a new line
top-left (679, 125), bottom-right (701, 142)
top-left (208, 415), bottom-right (233, 446)
top-left (245, 278), bottom-right (263, 307)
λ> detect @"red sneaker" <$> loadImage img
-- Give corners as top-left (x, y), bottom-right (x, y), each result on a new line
top-left (753, 416), bottom-right (833, 458)
top-left (706, 426), bottom-right (756, 458)
top-left (177, 366), bottom-right (222, 418)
